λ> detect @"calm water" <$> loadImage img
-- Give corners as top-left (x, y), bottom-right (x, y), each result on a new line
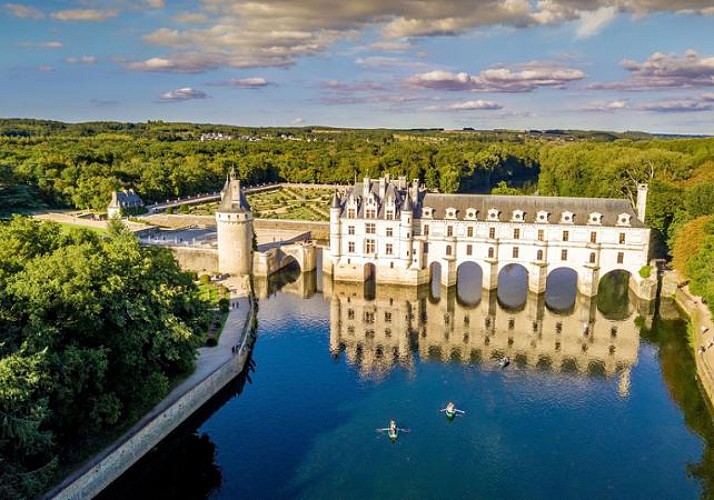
top-left (102, 268), bottom-right (714, 499)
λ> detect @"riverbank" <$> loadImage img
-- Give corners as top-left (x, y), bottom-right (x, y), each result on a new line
top-left (45, 294), bottom-right (257, 499)
top-left (672, 280), bottom-right (714, 410)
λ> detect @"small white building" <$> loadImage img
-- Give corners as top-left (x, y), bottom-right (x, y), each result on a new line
top-left (323, 175), bottom-right (653, 299)
top-left (107, 189), bottom-right (144, 218)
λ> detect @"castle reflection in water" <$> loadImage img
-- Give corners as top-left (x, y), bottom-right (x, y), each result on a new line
top-left (254, 267), bottom-right (653, 397)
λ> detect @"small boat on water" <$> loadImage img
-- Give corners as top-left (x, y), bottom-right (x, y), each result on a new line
top-left (441, 403), bottom-right (465, 420)
top-left (499, 356), bottom-right (511, 368)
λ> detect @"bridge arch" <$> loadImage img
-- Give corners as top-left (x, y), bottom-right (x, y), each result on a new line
top-left (597, 269), bottom-right (633, 320)
top-left (545, 267), bottom-right (578, 313)
top-left (456, 261), bottom-right (483, 307)
top-left (497, 263), bottom-right (528, 311)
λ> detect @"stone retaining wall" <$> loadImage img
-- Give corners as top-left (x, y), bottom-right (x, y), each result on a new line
top-left (170, 246), bottom-right (219, 274)
top-left (46, 300), bottom-right (257, 500)
top-left (673, 286), bottom-right (714, 410)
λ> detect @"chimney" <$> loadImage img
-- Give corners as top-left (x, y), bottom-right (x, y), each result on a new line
top-left (363, 177), bottom-right (370, 197)
top-left (411, 178), bottom-right (419, 204)
top-left (636, 184), bottom-right (648, 223)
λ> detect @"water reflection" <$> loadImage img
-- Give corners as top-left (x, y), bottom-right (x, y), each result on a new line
top-left (496, 264), bottom-right (528, 311)
top-left (325, 280), bottom-right (649, 392)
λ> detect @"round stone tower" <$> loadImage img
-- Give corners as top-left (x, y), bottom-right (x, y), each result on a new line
top-left (216, 168), bottom-right (253, 275)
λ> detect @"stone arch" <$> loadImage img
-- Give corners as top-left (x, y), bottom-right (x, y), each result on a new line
top-left (429, 261), bottom-right (442, 303)
top-left (497, 263), bottom-right (528, 311)
top-left (545, 267), bottom-right (578, 313)
top-left (597, 269), bottom-right (633, 320)
top-left (456, 261), bottom-right (483, 307)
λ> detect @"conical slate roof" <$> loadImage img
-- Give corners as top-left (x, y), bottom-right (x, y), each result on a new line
top-left (331, 191), bottom-right (341, 209)
top-left (401, 192), bottom-right (413, 211)
top-left (217, 168), bottom-right (251, 213)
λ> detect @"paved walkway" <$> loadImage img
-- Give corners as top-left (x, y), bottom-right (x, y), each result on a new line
top-left (167, 296), bottom-right (251, 403)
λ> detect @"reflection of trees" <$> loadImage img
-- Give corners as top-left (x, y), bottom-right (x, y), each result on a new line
top-left (640, 316), bottom-right (714, 498)
top-left (597, 271), bottom-right (632, 320)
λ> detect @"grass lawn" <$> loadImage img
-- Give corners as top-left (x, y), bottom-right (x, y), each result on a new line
top-left (55, 221), bottom-right (108, 235)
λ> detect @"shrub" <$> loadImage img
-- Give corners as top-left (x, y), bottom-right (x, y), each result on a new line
top-left (205, 336), bottom-right (218, 347)
top-left (199, 274), bottom-right (211, 285)
top-left (638, 266), bottom-right (652, 279)
top-left (165, 206), bottom-right (174, 214)
top-left (218, 297), bottom-right (230, 313)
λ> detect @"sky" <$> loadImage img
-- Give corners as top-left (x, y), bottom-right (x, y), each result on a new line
top-left (1, 0), bottom-right (714, 133)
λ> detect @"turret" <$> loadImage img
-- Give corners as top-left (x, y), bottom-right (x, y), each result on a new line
top-left (329, 191), bottom-right (342, 259)
top-left (215, 168), bottom-right (254, 275)
top-left (399, 190), bottom-right (414, 264)
top-left (636, 184), bottom-right (648, 223)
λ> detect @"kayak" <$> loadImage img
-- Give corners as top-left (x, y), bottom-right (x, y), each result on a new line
top-left (388, 429), bottom-right (398, 440)
top-left (445, 409), bottom-right (456, 419)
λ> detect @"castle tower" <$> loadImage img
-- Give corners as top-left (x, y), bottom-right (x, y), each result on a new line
top-left (216, 168), bottom-right (253, 275)
top-left (329, 191), bottom-right (342, 261)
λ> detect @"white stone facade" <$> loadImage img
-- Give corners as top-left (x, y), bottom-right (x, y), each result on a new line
top-left (323, 176), bottom-right (653, 299)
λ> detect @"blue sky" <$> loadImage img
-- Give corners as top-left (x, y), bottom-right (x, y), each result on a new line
top-left (2, 0), bottom-right (714, 133)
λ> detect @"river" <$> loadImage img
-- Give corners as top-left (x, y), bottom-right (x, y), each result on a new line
top-left (100, 266), bottom-right (714, 499)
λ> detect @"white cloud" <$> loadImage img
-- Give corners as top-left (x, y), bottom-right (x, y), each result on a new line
top-left (125, 1), bottom-right (714, 72)
top-left (145, 0), bottom-right (164, 8)
top-left (292, 118), bottom-right (305, 125)
top-left (581, 99), bottom-right (629, 112)
top-left (320, 80), bottom-right (386, 92)
top-left (588, 50), bottom-right (714, 90)
top-left (639, 100), bottom-right (713, 112)
top-left (19, 41), bottom-right (63, 48)
top-left (702, 93), bottom-right (714, 101)
top-left (4, 3), bottom-right (43, 19)
top-left (369, 40), bottom-right (412, 51)
top-left (159, 87), bottom-right (209, 102)
top-left (51, 9), bottom-right (118, 22)
top-left (408, 63), bottom-right (584, 92)
top-left (426, 100), bottom-right (503, 111)
top-left (210, 77), bottom-right (272, 88)
top-left (66, 56), bottom-right (98, 65)
top-left (575, 6), bottom-right (616, 38)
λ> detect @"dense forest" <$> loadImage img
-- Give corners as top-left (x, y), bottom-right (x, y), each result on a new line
top-left (3, 119), bottom-right (714, 248)
top-left (0, 218), bottom-right (210, 498)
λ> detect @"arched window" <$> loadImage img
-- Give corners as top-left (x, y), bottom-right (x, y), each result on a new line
top-left (589, 252), bottom-right (596, 264)
top-left (488, 247), bottom-right (494, 258)
top-left (446, 245), bottom-right (452, 256)
top-left (537, 249), bottom-right (544, 261)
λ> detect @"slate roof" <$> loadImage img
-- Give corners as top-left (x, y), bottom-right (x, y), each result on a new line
top-left (420, 193), bottom-right (644, 228)
top-left (108, 189), bottom-right (143, 209)
top-left (217, 168), bottom-right (251, 213)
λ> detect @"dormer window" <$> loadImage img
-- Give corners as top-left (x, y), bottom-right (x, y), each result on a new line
top-left (466, 208), bottom-right (478, 220)
top-left (487, 208), bottom-right (500, 221)
top-left (560, 211), bottom-right (574, 224)
top-left (588, 212), bottom-right (603, 225)
top-left (445, 208), bottom-right (458, 220)
top-left (385, 209), bottom-right (394, 220)
top-left (617, 213), bottom-right (632, 226)
top-left (512, 210), bottom-right (525, 222)
top-left (536, 211), bottom-right (549, 223)
top-left (423, 207), bottom-right (434, 219)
